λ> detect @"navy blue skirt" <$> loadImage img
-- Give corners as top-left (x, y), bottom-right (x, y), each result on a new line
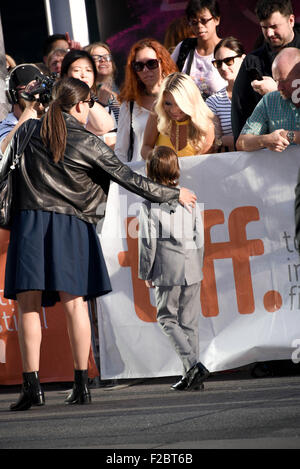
top-left (4, 210), bottom-right (112, 307)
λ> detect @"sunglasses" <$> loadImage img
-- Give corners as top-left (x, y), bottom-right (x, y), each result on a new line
top-left (189, 17), bottom-right (214, 26)
top-left (92, 54), bottom-right (112, 63)
top-left (212, 55), bottom-right (242, 69)
top-left (131, 59), bottom-right (160, 72)
top-left (81, 97), bottom-right (95, 108)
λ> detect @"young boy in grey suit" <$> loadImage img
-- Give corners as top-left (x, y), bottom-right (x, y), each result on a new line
top-left (138, 146), bottom-right (209, 391)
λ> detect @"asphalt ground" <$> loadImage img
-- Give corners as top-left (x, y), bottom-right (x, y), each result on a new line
top-left (0, 365), bottom-right (300, 456)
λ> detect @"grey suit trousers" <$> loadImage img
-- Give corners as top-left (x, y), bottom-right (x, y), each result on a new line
top-left (155, 282), bottom-right (201, 376)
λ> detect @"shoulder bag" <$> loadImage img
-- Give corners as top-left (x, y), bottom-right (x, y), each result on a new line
top-left (0, 120), bottom-right (37, 228)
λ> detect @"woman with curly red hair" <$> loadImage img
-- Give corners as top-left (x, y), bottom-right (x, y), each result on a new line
top-left (115, 38), bottom-right (177, 162)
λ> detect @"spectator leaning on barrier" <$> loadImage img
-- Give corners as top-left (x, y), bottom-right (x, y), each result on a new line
top-left (141, 72), bottom-right (217, 159)
top-left (231, 0), bottom-right (300, 143)
top-left (206, 36), bottom-right (246, 152)
top-left (236, 47), bottom-right (300, 152)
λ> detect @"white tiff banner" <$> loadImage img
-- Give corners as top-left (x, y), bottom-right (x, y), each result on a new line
top-left (97, 147), bottom-right (300, 379)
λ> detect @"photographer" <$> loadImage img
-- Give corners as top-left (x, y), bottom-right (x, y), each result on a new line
top-left (0, 64), bottom-right (46, 155)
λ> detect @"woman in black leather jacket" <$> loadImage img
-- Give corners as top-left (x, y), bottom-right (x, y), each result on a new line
top-left (0, 77), bottom-right (196, 411)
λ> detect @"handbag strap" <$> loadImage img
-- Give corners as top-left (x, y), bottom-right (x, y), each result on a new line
top-left (0, 119), bottom-right (37, 182)
top-left (127, 100), bottom-right (134, 162)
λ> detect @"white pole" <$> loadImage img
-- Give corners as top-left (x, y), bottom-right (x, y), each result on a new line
top-left (44, 0), bottom-right (54, 35)
top-left (68, 0), bottom-right (89, 46)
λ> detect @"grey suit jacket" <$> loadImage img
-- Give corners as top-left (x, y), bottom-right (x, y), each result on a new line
top-left (138, 200), bottom-right (204, 286)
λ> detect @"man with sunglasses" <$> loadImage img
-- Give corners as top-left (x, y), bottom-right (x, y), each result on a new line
top-left (232, 0), bottom-right (300, 144)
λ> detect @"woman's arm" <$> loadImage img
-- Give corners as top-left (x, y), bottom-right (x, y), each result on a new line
top-left (141, 112), bottom-right (159, 160)
top-left (93, 138), bottom-right (197, 207)
top-left (138, 202), bottom-right (157, 282)
top-left (86, 102), bottom-right (114, 136)
top-left (202, 121), bottom-right (216, 154)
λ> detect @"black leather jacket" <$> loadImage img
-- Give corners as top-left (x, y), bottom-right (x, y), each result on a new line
top-left (0, 114), bottom-right (179, 224)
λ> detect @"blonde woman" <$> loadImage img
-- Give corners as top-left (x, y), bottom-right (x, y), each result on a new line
top-left (141, 72), bottom-right (217, 159)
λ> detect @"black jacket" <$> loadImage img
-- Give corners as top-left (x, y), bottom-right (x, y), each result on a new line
top-left (231, 26), bottom-right (300, 142)
top-left (0, 114), bottom-right (179, 224)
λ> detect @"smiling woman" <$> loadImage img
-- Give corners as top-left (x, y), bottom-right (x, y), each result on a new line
top-left (141, 72), bottom-right (217, 159)
top-left (60, 49), bottom-right (115, 143)
top-left (206, 36), bottom-right (245, 151)
top-left (85, 42), bottom-right (120, 130)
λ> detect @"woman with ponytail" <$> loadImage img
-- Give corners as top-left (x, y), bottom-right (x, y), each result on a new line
top-left (0, 77), bottom-right (196, 411)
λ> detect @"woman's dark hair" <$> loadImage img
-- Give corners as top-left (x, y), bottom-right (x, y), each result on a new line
top-left (146, 146), bottom-right (180, 187)
top-left (255, 0), bottom-right (293, 21)
top-left (214, 36), bottom-right (245, 57)
top-left (60, 49), bottom-right (97, 90)
top-left (41, 77), bottom-right (90, 163)
top-left (186, 0), bottom-right (220, 20)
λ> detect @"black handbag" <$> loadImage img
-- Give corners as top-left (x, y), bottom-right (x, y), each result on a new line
top-left (0, 121), bottom-right (37, 228)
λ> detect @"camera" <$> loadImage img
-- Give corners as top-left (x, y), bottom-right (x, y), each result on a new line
top-left (21, 73), bottom-right (57, 106)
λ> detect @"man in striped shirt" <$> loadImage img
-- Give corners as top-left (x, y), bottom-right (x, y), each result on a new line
top-left (0, 112), bottom-right (18, 148)
top-left (236, 47), bottom-right (300, 152)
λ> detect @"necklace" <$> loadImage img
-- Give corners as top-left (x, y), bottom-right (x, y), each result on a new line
top-left (175, 121), bottom-right (179, 154)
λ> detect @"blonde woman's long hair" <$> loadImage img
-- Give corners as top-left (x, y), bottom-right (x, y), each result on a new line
top-left (155, 72), bottom-right (215, 154)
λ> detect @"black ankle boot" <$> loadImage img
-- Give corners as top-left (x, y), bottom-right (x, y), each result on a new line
top-left (10, 371), bottom-right (45, 411)
top-left (65, 369), bottom-right (91, 405)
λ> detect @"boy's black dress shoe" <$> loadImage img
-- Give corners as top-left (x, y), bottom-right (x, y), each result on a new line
top-left (171, 376), bottom-right (204, 391)
top-left (185, 362), bottom-right (210, 390)
top-left (171, 377), bottom-right (188, 391)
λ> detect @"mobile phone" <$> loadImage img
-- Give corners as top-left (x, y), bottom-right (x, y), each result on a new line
top-left (248, 67), bottom-right (263, 81)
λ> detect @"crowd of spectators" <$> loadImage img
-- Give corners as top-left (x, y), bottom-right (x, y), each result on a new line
top-left (2, 0), bottom-right (300, 163)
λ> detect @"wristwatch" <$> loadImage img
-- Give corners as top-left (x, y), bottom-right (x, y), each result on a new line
top-left (287, 131), bottom-right (295, 144)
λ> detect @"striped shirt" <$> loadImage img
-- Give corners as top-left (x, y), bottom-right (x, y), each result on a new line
top-left (206, 87), bottom-right (232, 135)
top-left (0, 112), bottom-right (18, 144)
top-left (241, 91), bottom-right (300, 137)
